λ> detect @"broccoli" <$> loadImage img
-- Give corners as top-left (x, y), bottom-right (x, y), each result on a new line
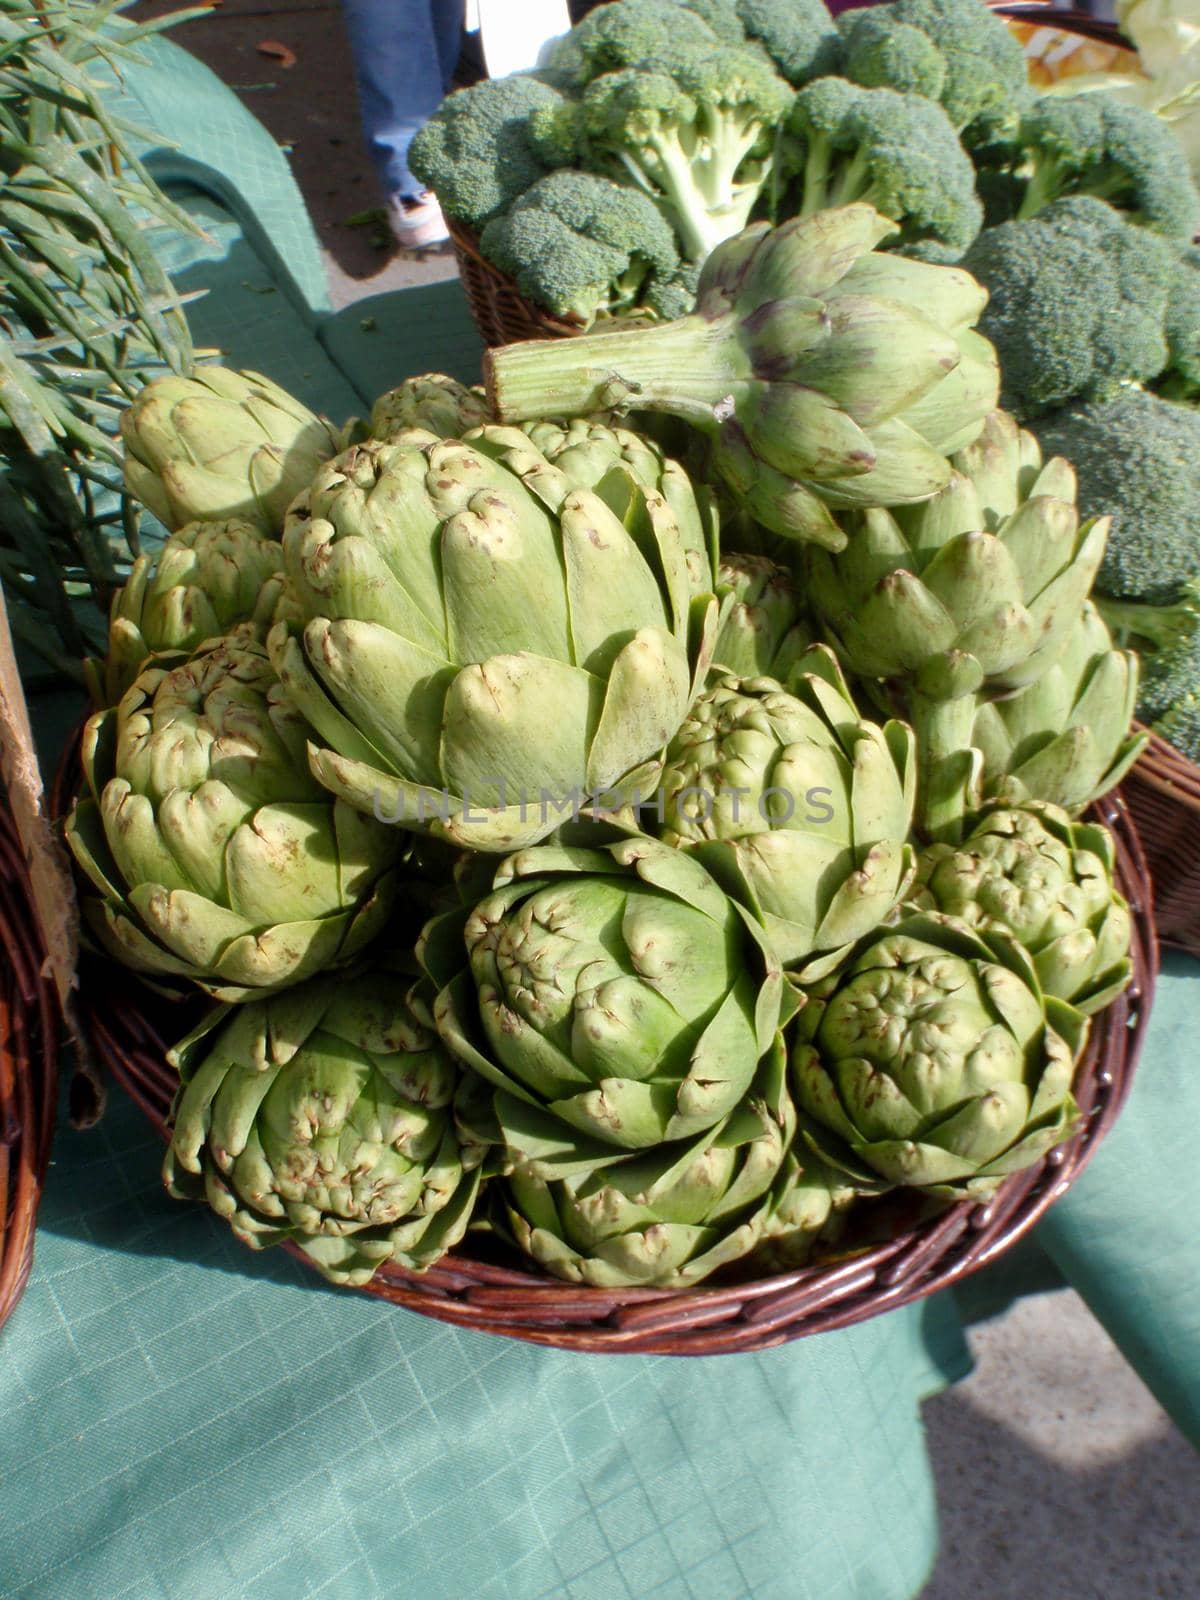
top-left (672, 0), bottom-right (747, 44)
top-left (963, 197), bottom-right (1179, 420)
top-left (477, 170), bottom-right (681, 326)
top-left (643, 258), bottom-right (702, 320)
top-left (408, 75), bottom-right (571, 227)
top-left (782, 78), bottom-right (982, 262)
top-left (1154, 694), bottom-right (1200, 763)
top-left (1006, 96), bottom-right (1200, 240)
top-left (544, 0), bottom-right (729, 88)
top-left (567, 46), bottom-right (795, 262)
top-left (840, 11), bottom-right (948, 102)
top-left (838, 0), bottom-right (1031, 141)
top-left (1100, 579), bottom-right (1200, 732)
top-left (544, 0), bottom-right (842, 89)
top-left (1099, 578), bottom-right (1200, 760)
top-left (1159, 246), bottom-right (1200, 403)
top-left (1036, 388), bottom-right (1200, 606)
top-left (737, 0), bottom-right (844, 86)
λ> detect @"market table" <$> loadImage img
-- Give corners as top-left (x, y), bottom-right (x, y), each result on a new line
top-left (2, 33), bottom-right (1198, 1599)
top-left (1, 947), bottom-right (1197, 1600)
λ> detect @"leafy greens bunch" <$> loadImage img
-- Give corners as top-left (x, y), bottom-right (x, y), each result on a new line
top-left (0, 0), bottom-right (203, 681)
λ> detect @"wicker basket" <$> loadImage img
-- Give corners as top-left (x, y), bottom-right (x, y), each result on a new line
top-left (447, 216), bottom-right (591, 348)
top-left (0, 790), bottom-right (60, 1332)
top-left (1121, 730), bottom-right (1200, 956)
top-left (59, 726), bottom-right (1156, 1355)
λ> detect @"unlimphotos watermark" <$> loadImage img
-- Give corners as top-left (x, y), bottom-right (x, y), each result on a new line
top-left (370, 777), bottom-right (837, 828)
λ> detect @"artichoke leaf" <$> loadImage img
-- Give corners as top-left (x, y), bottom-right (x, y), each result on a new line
top-left (441, 486), bottom-right (573, 665)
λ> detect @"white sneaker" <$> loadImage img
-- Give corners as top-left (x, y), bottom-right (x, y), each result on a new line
top-left (389, 191), bottom-right (450, 249)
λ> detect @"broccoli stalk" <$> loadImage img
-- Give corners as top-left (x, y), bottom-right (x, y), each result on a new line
top-left (612, 99), bottom-right (772, 260)
top-left (797, 136), bottom-right (876, 215)
top-left (1098, 581), bottom-right (1200, 730)
top-left (575, 49), bottom-right (794, 263)
top-left (1098, 587), bottom-right (1200, 660)
top-left (783, 78), bottom-right (982, 262)
top-left (1011, 97), bottom-right (1200, 239)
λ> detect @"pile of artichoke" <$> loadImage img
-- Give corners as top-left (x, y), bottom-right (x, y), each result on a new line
top-left (64, 204), bottom-right (1143, 1291)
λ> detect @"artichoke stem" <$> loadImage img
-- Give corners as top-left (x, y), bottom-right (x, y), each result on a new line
top-left (912, 691), bottom-right (982, 845)
top-left (485, 315), bottom-right (743, 425)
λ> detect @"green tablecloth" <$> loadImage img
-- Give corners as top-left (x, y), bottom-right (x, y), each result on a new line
top-left (2, 954), bottom-right (1197, 1599)
top-left (1, 1087), bottom-right (968, 1600)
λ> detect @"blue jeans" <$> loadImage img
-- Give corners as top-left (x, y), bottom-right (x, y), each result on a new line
top-left (342, 0), bottom-right (465, 203)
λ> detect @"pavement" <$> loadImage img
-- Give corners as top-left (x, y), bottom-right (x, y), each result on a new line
top-left (125, 4), bottom-right (1200, 1593)
top-left (129, 0), bottom-right (461, 307)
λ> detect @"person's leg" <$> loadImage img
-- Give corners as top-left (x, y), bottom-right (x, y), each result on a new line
top-left (433, 0), bottom-right (466, 89)
top-left (341, 0), bottom-right (459, 204)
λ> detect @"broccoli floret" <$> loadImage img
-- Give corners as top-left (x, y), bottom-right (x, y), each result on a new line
top-left (1154, 694), bottom-right (1200, 763)
top-left (783, 78), bottom-right (982, 262)
top-left (1159, 247), bottom-right (1200, 403)
top-left (408, 75), bottom-right (571, 227)
top-left (545, 0), bottom-right (728, 88)
top-left (737, 0), bottom-right (843, 86)
top-left (571, 46), bottom-right (795, 262)
top-left (1036, 388), bottom-right (1200, 606)
top-left (839, 0), bottom-right (1030, 140)
top-left (673, 0), bottom-right (748, 44)
top-left (643, 258), bottom-right (702, 320)
top-left (1009, 97), bottom-right (1200, 240)
top-left (964, 197), bottom-right (1179, 419)
top-left (840, 11), bottom-right (948, 101)
top-left (477, 169), bottom-right (681, 325)
top-left (1100, 579), bottom-right (1200, 729)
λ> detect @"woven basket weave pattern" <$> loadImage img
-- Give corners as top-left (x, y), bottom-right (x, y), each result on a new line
top-left (447, 217), bottom-right (588, 348)
top-left (1122, 731), bottom-right (1200, 957)
top-left (0, 796), bottom-right (60, 1331)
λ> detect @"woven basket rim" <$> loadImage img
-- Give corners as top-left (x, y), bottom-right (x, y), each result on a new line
top-left (54, 717), bottom-right (1158, 1355)
top-left (0, 796), bottom-right (61, 1332)
top-left (1121, 726), bottom-right (1200, 957)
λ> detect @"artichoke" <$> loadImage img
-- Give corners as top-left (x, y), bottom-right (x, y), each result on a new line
top-left (485, 205), bottom-right (999, 545)
top-left (655, 649), bottom-right (916, 971)
top-left (270, 432), bottom-right (715, 852)
top-left (64, 634), bottom-right (399, 1001)
top-left (468, 416), bottom-right (719, 596)
top-left (121, 367), bottom-right (344, 535)
top-left (791, 911), bottom-right (1087, 1199)
top-left (807, 410), bottom-right (1110, 839)
top-left (913, 802), bottom-right (1132, 1015)
top-left (85, 519), bottom-right (285, 707)
top-left (481, 1043), bottom-right (796, 1288)
top-left (419, 836), bottom-right (790, 1153)
top-left (369, 373), bottom-right (492, 441)
top-left (753, 1148), bottom-right (856, 1270)
top-left (163, 965), bottom-right (481, 1284)
top-left (808, 412), bottom-right (1105, 695)
top-left (972, 602), bottom-right (1146, 813)
top-left (711, 551), bottom-right (812, 681)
